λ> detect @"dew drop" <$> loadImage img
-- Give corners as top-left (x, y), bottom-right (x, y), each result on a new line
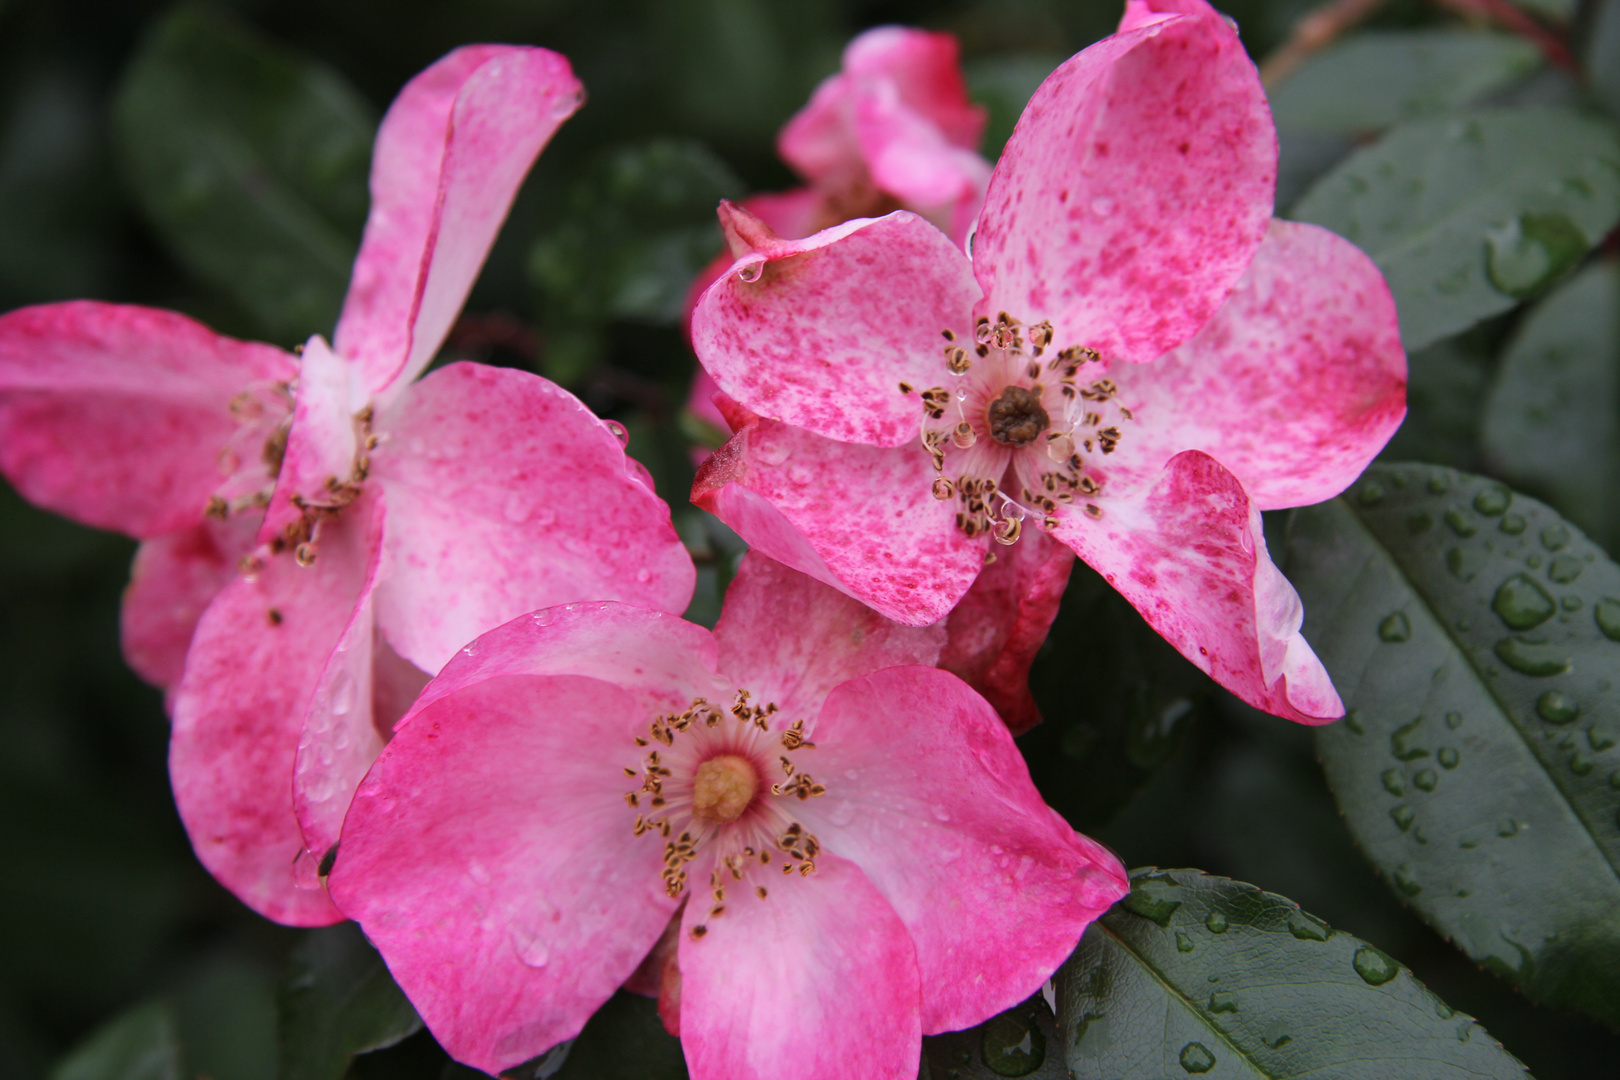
top-left (1484, 213), bottom-right (1586, 299)
top-left (1090, 196), bottom-right (1116, 217)
top-left (1121, 877), bottom-right (1181, 926)
top-left (1588, 724), bottom-right (1616, 751)
top-left (737, 260), bottom-right (763, 283)
top-left (1407, 512), bottom-right (1434, 535)
top-left (1358, 482), bottom-right (1386, 506)
top-left (1207, 991), bottom-right (1238, 1013)
top-left (1394, 864), bottom-right (1422, 897)
top-left (1541, 523), bottom-right (1570, 551)
top-left (1473, 486), bottom-right (1511, 516)
top-left (1352, 945), bottom-right (1399, 986)
top-left (1595, 599), bottom-right (1620, 641)
top-left (1378, 612), bottom-right (1412, 642)
top-left (1176, 932), bottom-right (1195, 953)
top-left (1178, 1042), bottom-right (1216, 1074)
top-left (1500, 513), bottom-right (1527, 535)
top-left (1492, 574), bottom-right (1555, 630)
top-left (1380, 768), bottom-right (1404, 796)
top-left (1445, 508), bottom-right (1478, 537)
top-left (1287, 912), bottom-right (1331, 941)
top-left (788, 464), bottom-right (812, 485)
top-left (979, 1010), bottom-right (1045, 1077)
top-left (1445, 711), bottom-right (1464, 730)
top-left (758, 442), bottom-right (792, 466)
top-left (1438, 747), bottom-right (1460, 769)
top-left (1391, 804), bottom-right (1416, 831)
top-left (928, 803), bottom-right (952, 823)
top-left (509, 923), bottom-right (550, 969)
top-left (1571, 753), bottom-right (1594, 776)
top-left (1548, 555), bottom-right (1583, 583)
top-left (1391, 716), bottom-right (1429, 761)
top-left (636, 567), bottom-right (652, 583)
top-left (1536, 690), bottom-right (1580, 724)
top-left (1204, 910), bottom-right (1228, 933)
top-left (1413, 769), bottom-right (1437, 792)
top-left (1494, 638), bottom-right (1571, 676)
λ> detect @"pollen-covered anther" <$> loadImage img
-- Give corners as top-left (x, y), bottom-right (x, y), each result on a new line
top-left (993, 516), bottom-right (1022, 546)
top-left (932, 476), bottom-right (955, 501)
top-left (692, 755), bottom-right (759, 825)
top-left (952, 421), bottom-right (977, 449)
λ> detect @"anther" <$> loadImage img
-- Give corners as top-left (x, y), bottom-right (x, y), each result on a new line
top-left (994, 517), bottom-right (1022, 546)
top-left (294, 543), bottom-right (317, 567)
top-left (932, 477), bottom-right (955, 501)
top-left (952, 422), bottom-right (977, 449)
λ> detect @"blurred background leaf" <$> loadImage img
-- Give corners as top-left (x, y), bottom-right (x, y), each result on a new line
top-left (277, 924), bottom-right (420, 1080)
top-left (112, 3), bottom-right (374, 344)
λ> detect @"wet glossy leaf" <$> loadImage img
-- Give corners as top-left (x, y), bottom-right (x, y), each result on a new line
top-left (1269, 30), bottom-right (1539, 136)
top-left (51, 1001), bottom-right (179, 1080)
top-left (112, 4), bottom-right (374, 343)
top-left (1482, 261), bottom-right (1620, 550)
top-left (1379, 334), bottom-right (1493, 472)
top-left (1022, 562), bottom-right (1215, 832)
top-left (1059, 869), bottom-right (1529, 1079)
top-left (551, 992), bottom-right (686, 1080)
top-left (277, 923), bottom-right (421, 1080)
top-left (1287, 464), bottom-right (1620, 1028)
top-left (1290, 108), bottom-right (1620, 350)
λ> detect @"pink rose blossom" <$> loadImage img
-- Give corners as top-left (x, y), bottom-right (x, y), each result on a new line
top-left (689, 0), bottom-right (1407, 726)
top-left (330, 552), bottom-right (1126, 1078)
top-left (1, 46), bottom-right (697, 926)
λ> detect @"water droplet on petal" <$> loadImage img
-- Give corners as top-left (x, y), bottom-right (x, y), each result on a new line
top-left (931, 804), bottom-right (951, 823)
top-left (737, 260), bottom-right (763, 283)
top-left (759, 442), bottom-right (791, 466)
top-left (1090, 196), bottom-right (1115, 217)
top-left (636, 567), bottom-right (652, 583)
top-left (510, 923), bottom-right (550, 968)
top-left (828, 800), bottom-right (857, 826)
top-left (604, 420), bottom-right (630, 447)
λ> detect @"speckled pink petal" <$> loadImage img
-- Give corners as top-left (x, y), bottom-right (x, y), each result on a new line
top-left (369, 363), bottom-right (695, 675)
top-left (712, 552), bottom-right (945, 719)
top-left (940, 527), bottom-right (1075, 734)
top-left (1105, 221), bottom-right (1406, 510)
top-left (692, 417), bottom-right (984, 626)
top-left (691, 207), bottom-right (980, 448)
top-left (169, 493), bottom-right (382, 925)
top-left (852, 84), bottom-right (990, 241)
top-left (258, 336), bottom-right (362, 550)
top-left (677, 854), bottom-right (921, 1080)
top-left (403, 601), bottom-right (721, 728)
top-left (0, 301), bottom-right (293, 538)
top-left (682, 189), bottom-right (829, 344)
top-left (973, 0), bottom-right (1275, 364)
top-left (121, 516), bottom-right (260, 695)
top-left (1052, 451), bottom-right (1342, 723)
top-left (777, 70), bottom-right (864, 197)
top-left (845, 27), bottom-right (985, 150)
top-left (333, 47), bottom-right (583, 397)
top-left (330, 673), bottom-right (679, 1074)
top-left (798, 666), bottom-right (1127, 1032)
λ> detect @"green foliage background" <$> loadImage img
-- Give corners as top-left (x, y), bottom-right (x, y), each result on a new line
top-left (3, 0), bottom-right (1620, 1077)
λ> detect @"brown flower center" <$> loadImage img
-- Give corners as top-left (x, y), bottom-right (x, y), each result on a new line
top-left (691, 754), bottom-right (758, 825)
top-left (986, 385), bottom-right (1050, 446)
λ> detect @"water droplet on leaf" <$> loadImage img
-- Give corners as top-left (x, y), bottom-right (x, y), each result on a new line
top-left (1179, 1042), bottom-right (1216, 1074)
top-left (1205, 910), bottom-right (1228, 933)
top-left (1392, 804), bottom-right (1416, 831)
top-left (1379, 613), bottom-right (1412, 642)
top-left (1438, 747), bottom-right (1460, 769)
top-left (1176, 932), bottom-right (1195, 953)
top-left (1207, 992), bottom-right (1238, 1013)
top-left (1413, 769), bottom-right (1437, 792)
top-left (1548, 554), bottom-right (1583, 583)
top-left (1445, 508), bottom-right (1478, 537)
top-left (1541, 524), bottom-right (1570, 551)
top-left (979, 1010), bottom-right (1045, 1077)
top-left (1473, 486), bottom-right (1511, 516)
top-left (1536, 690), bottom-right (1580, 724)
top-left (1381, 768), bottom-right (1404, 796)
top-left (1121, 878), bottom-right (1181, 926)
top-left (1353, 945), bottom-right (1399, 985)
top-left (1288, 912), bottom-right (1331, 941)
top-left (1494, 638), bottom-right (1571, 676)
top-left (1492, 575), bottom-right (1555, 629)
top-left (1358, 482), bottom-right (1386, 506)
top-left (1485, 213), bottom-right (1586, 299)
top-left (1391, 717), bottom-right (1429, 761)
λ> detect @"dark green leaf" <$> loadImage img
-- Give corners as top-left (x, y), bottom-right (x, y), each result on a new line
top-left (1023, 563), bottom-right (1214, 832)
top-left (1510, 0), bottom-right (1574, 22)
top-left (175, 952), bottom-right (279, 1080)
top-left (1268, 31), bottom-right (1540, 135)
top-left (551, 991), bottom-right (686, 1080)
top-left (1290, 108), bottom-right (1620, 350)
top-left (1287, 464), bottom-right (1620, 1028)
top-left (923, 993), bottom-right (1066, 1080)
top-left (1593, 0), bottom-right (1620, 122)
top-left (278, 923), bottom-right (421, 1080)
top-left (1379, 334), bottom-right (1494, 471)
top-left (1059, 869), bottom-right (1530, 1079)
top-left (529, 139), bottom-right (741, 381)
top-left (50, 1001), bottom-right (179, 1080)
top-left (1482, 260), bottom-right (1620, 550)
top-left (112, 4), bottom-right (374, 343)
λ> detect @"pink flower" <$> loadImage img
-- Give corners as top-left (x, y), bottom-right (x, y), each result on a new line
top-left (329, 553), bottom-right (1126, 1078)
top-left (0, 46), bottom-right (697, 926)
top-left (689, 0), bottom-right (1407, 725)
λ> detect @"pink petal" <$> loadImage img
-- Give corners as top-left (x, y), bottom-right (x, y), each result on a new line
top-left (682, 189), bottom-right (829, 343)
top-left (692, 417), bottom-right (983, 626)
top-left (712, 552), bottom-right (945, 719)
top-left (852, 84), bottom-right (990, 241)
top-left (329, 673), bottom-right (679, 1074)
top-left (843, 27), bottom-right (986, 153)
top-left (677, 854), bottom-right (922, 1080)
top-left (939, 527), bottom-right (1075, 734)
top-left (121, 516), bottom-right (260, 695)
top-left (290, 515), bottom-right (396, 863)
top-left (169, 494), bottom-right (383, 925)
top-left (797, 667), bottom-right (1127, 1032)
top-left (0, 301), bottom-right (293, 538)
top-left (1052, 451), bottom-right (1342, 723)
top-left (404, 601), bottom-right (722, 727)
top-left (333, 47), bottom-right (583, 396)
top-left (258, 336), bottom-right (362, 550)
top-left (1104, 220), bottom-right (1406, 510)
top-left (973, 0), bottom-right (1275, 364)
top-left (777, 72), bottom-right (864, 198)
top-left (691, 207), bottom-right (980, 448)
top-left (369, 363), bottom-right (695, 675)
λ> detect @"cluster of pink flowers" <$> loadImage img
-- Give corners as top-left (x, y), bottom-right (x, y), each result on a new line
top-left (0, 1), bottom-right (1405, 1077)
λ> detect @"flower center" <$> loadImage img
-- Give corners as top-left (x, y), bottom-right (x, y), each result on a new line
top-left (986, 386), bottom-right (1049, 446)
top-left (692, 755), bottom-right (758, 824)
top-left (904, 312), bottom-right (1133, 546)
top-left (625, 691), bottom-right (828, 933)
